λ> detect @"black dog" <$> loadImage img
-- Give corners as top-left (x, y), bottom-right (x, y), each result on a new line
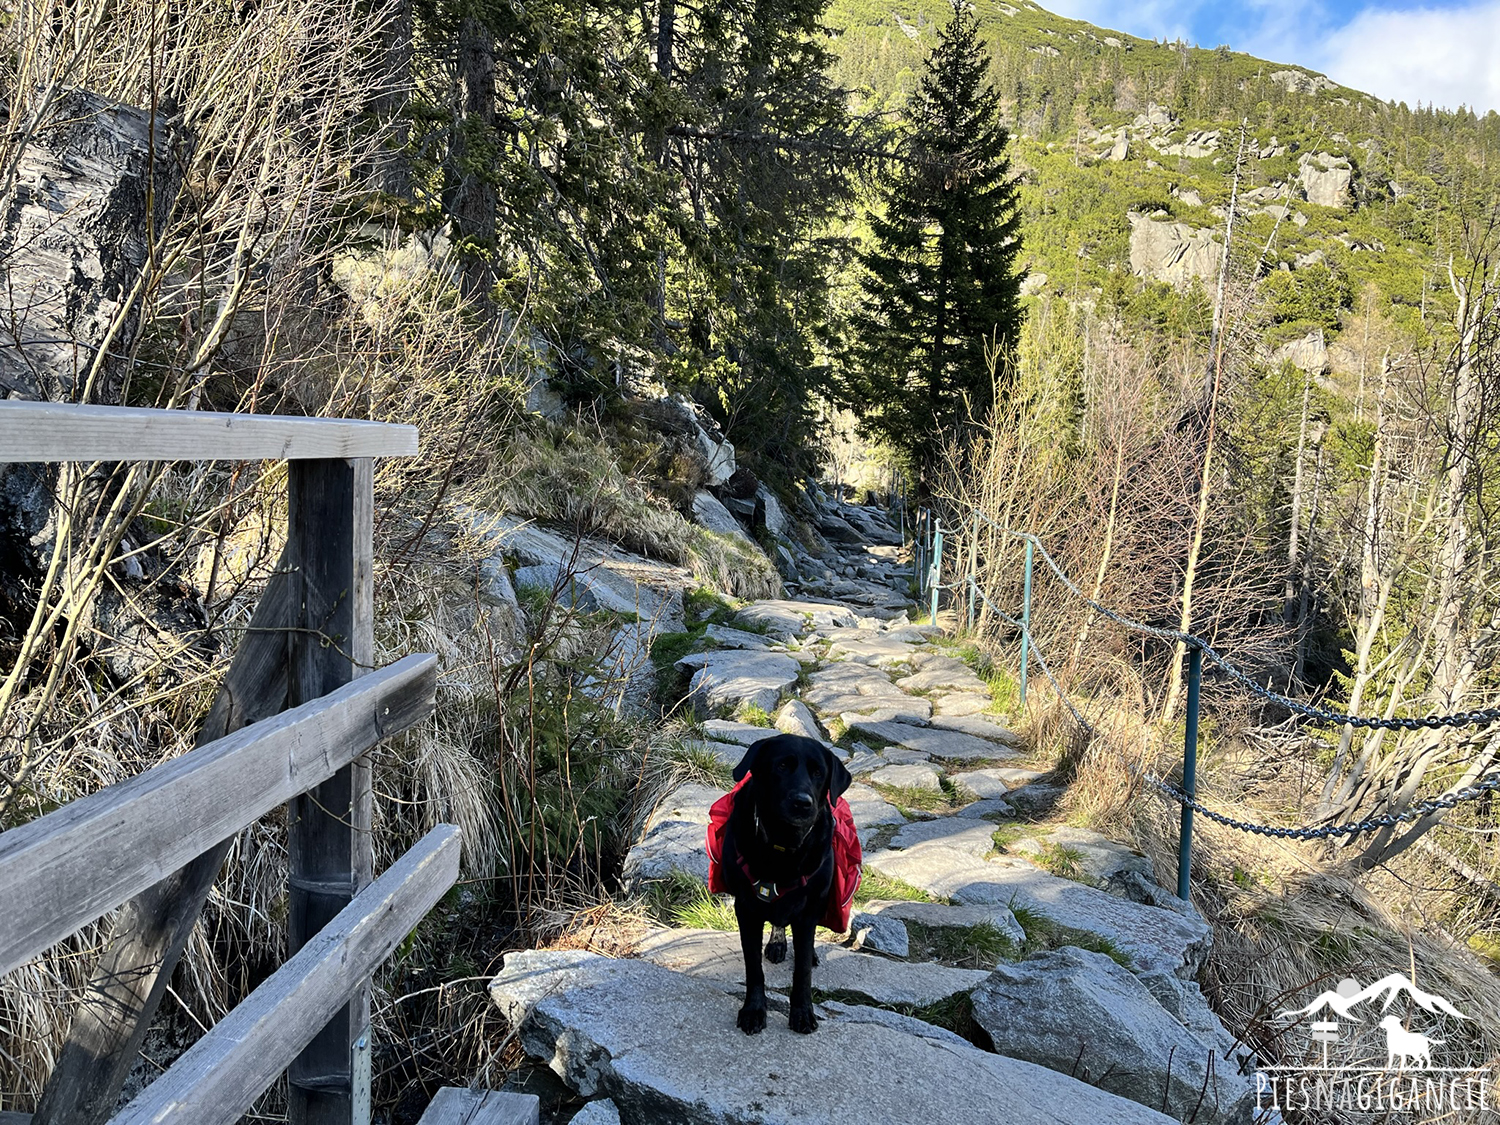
top-left (717, 733), bottom-right (853, 1034)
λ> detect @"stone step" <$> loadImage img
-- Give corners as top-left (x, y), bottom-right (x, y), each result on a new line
top-left (491, 950), bottom-right (1179, 1125)
top-left (677, 649), bottom-right (801, 714)
top-left (634, 928), bottom-right (991, 1009)
top-left (621, 783), bottom-right (719, 889)
top-left (843, 718), bottom-right (1016, 762)
top-left (949, 767), bottom-right (1045, 797)
top-left (862, 845), bottom-right (1210, 978)
top-left (858, 898), bottom-right (1027, 950)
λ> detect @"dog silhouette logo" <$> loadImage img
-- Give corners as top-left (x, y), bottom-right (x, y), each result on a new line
top-left (1378, 1015), bottom-right (1444, 1070)
top-left (1258, 971), bottom-right (1490, 1114)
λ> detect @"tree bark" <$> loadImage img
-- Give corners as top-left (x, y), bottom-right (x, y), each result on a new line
top-left (447, 16), bottom-right (497, 303)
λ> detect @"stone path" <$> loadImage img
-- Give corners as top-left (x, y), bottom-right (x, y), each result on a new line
top-left (490, 500), bottom-right (1258, 1125)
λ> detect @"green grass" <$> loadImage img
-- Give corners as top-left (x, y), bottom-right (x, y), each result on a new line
top-left (666, 741), bottom-right (735, 787)
top-left (672, 890), bottom-right (738, 931)
top-left (736, 701), bottom-right (774, 727)
top-left (907, 920), bottom-right (1018, 969)
top-left (685, 587), bottom-right (738, 625)
top-left (873, 777), bottom-right (967, 815)
top-left (1034, 842), bottom-right (1087, 882)
top-left (1009, 903), bottom-right (1132, 968)
top-left (644, 871), bottom-right (738, 930)
top-left (812, 988), bottom-right (986, 1047)
top-left (853, 869), bottom-right (944, 906)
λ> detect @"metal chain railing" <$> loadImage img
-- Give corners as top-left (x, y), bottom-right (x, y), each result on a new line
top-left (912, 507), bottom-right (1500, 894)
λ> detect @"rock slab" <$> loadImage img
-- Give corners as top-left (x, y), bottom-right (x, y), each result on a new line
top-left (491, 950), bottom-right (1179, 1125)
top-left (971, 948), bottom-right (1254, 1125)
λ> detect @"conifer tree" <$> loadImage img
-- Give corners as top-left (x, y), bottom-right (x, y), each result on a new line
top-left (846, 0), bottom-right (1023, 484)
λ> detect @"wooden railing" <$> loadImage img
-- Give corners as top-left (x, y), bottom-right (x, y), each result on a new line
top-left (0, 401), bottom-right (451, 1125)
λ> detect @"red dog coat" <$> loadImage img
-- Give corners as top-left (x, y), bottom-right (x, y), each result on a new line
top-left (705, 774), bottom-right (863, 933)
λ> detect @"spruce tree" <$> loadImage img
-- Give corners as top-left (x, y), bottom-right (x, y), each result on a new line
top-left (846, 0), bottom-right (1023, 485)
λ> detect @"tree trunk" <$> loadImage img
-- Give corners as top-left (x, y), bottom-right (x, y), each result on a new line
top-left (448, 16), bottom-right (497, 303)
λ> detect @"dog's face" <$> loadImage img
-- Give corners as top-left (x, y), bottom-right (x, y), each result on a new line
top-left (733, 734), bottom-right (852, 833)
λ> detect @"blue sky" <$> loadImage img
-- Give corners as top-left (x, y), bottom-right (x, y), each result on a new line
top-left (1044, 0), bottom-right (1500, 114)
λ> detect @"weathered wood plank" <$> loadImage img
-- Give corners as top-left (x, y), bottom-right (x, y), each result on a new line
top-left (0, 401), bottom-right (417, 462)
top-left (417, 1092), bottom-right (540, 1125)
top-left (417, 1089), bottom-right (540, 1125)
top-left (108, 826), bottom-right (462, 1125)
top-left (0, 653), bottom-right (435, 976)
top-left (32, 556), bottom-right (299, 1125)
top-left (286, 457), bottom-right (375, 1125)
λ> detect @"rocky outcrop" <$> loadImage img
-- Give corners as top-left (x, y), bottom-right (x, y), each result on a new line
top-left (971, 948), bottom-right (1256, 1125)
top-left (491, 950), bottom-right (1182, 1125)
top-left (1298, 153), bottom-right (1353, 208)
top-left (1127, 215), bottom-right (1220, 288)
top-left (691, 490), bottom-right (753, 543)
top-left (1269, 69), bottom-right (1334, 95)
top-left (620, 784), bottom-right (720, 888)
top-left (1269, 327), bottom-right (1328, 373)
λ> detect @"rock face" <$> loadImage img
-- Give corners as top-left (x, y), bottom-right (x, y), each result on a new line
top-left (844, 718), bottom-right (1012, 762)
top-left (491, 950), bottom-right (1181, 1125)
top-left (1270, 327), bottom-right (1328, 372)
top-left (1127, 215), bottom-right (1220, 288)
top-left (691, 490), bottom-right (752, 543)
top-left (971, 949), bottom-right (1255, 1125)
top-left (0, 90), bottom-right (188, 581)
top-left (1298, 152), bottom-right (1353, 208)
top-left (620, 784), bottom-right (719, 888)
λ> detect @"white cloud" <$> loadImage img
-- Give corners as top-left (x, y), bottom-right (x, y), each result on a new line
top-left (1308, 1), bottom-right (1500, 113)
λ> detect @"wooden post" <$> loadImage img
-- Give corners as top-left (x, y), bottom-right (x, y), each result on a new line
top-left (32, 559), bottom-right (297, 1125)
top-left (286, 458), bottom-right (374, 1125)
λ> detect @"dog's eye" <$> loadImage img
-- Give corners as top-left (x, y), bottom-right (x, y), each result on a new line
top-left (777, 759), bottom-right (794, 772)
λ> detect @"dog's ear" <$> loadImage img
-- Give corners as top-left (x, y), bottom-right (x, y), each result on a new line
top-left (825, 746), bottom-right (853, 801)
top-left (733, 738), bottom-right (769, 783)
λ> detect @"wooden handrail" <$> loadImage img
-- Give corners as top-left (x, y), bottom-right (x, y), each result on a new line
top-left (0, 654), bottom-right (437, 975)
top-left (0, 401), bottom-right (417, 461)
top-left (108, 825), bottom-right (462, 1125)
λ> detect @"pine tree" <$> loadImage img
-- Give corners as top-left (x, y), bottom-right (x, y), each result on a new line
top-left (846, 0), bottom-right (1023, 485)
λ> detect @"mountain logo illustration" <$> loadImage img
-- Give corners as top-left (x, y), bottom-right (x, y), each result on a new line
top-left (1276, 973), bottom-right (1469, 1024)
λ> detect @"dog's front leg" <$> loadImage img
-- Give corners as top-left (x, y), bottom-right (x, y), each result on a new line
top-left (736, 905), bottom-right (767, 1034)
top-left (787, 914), bottom-right (819, 1034)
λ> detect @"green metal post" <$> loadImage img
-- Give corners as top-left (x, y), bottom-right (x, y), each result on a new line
top-left (1177, 645), bottom-right (1203, 900)
top-left (929, 518), bottom-right (944, 624)
top-left (1018, 538), bottom-right (1034, 704)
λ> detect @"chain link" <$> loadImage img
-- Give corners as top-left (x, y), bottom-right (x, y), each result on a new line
top-left (945, 511), bottom-right (1500, 839)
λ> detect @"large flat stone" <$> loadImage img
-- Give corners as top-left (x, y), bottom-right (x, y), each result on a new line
top-left (859, 899), bottom-right (1027, 950)
top-left (971, 949), bottom-right (1254, 1125)
top-left (491, 950), bottom-right (1179, 1125)
top-left (869, 763), bottom-right (942, 790)
top-left (950, 767), bottom-right (1046, 797)
top-left (932, 692), bottom-right (993, 716)
top-left (844, 718), bottom-right (1014, 762)
top-left (842, 782), bottom-right (907, 830)
top-left (704, 623), bottom-right (775, 650)
top-left (826, 636), bottom-right (919, 668)
top-left (681, 650), bottom-right (800, 714)
top-left (1010, 826), bottom-right (1155, 889)
top-left (621, 784), bottom-right (721, 889)
top-left (701, 719), bottom-right (776, 746)
top-left (803, 664), bottom-right (932, 723)
top-left (775, 699), bottom-right (825, 741)
top-left (895, 654), bottom-right (988, 694)
top-left (862, 846), bottom-right (1211, 978)
top-left (735, 599), bottom-right (842, 639)
top-left (927, 714), bottom-right (1020, 744)
top-left (889, 818), bottom-right (999, 857)
top-left (634, 928), bottom-right (990, 1007)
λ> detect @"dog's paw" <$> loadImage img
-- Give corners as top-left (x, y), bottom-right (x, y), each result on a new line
top-left (764, 936), bottom-right (788, 964)
top-left (738, 1004), bottom-right (768, 1035)
top-left (789, 1004), bottom-right (819, 1034)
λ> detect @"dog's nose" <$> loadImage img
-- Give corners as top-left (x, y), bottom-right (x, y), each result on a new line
top-left (789, 793), bottom-right (815, 816)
